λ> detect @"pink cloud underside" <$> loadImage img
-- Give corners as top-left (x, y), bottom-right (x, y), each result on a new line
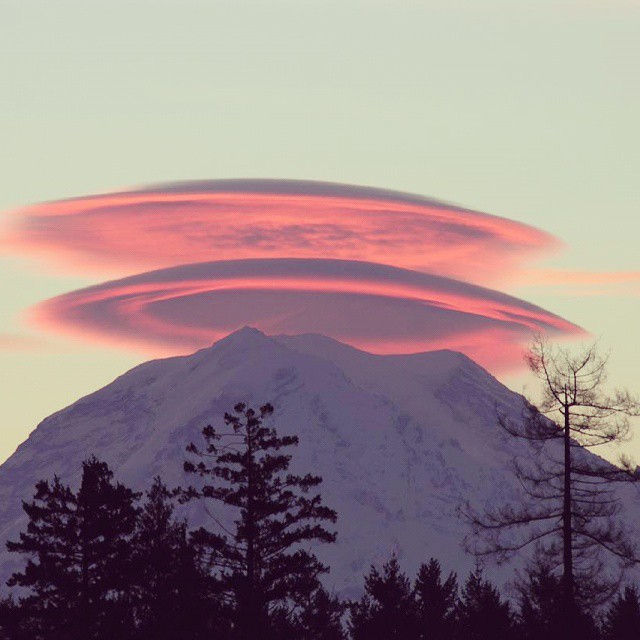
top-left (1, 180), bottom-right (558, 286)
top-left (32, 259), bottom-right (583, 373)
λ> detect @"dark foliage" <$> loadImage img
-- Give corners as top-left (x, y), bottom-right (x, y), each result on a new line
top-left (270, 587), bottom-right (346, 640)
top-left (0, 595), bottom-right (38, 640)
top-left (183, 402), bottom-right (338, 640)
top-left (294, 587), bottom-right (346, 640)
top-left (602, 585), bottom-right (640, 640)
top-left (414, 558), bottom-right (458, 640)
top-left (348, 555), bottom-right (418, 640)
top-left (514, 554), bottom-right (598, 640)
top-left (5, 456), bottom-right (140, 640)
top-left (455, 566), bottom-right (513, 640)
top-left (131, 477), bottom-right (220, 640)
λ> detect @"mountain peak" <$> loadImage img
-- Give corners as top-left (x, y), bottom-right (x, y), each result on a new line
top-left (200, 326), bottom-right (272, 352)
top-left (202, 328), bottom-right (492, 384)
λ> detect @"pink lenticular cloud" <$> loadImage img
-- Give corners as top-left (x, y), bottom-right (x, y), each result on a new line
top-left (2, 180), bottom-right (559, 285)
top-left (5, 179), bottom-right (588, 372)
top-left (32, 258), bottom-right (584, 372)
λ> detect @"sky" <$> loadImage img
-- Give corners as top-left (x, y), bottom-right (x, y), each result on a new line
top-left (0, 0), bottom-right (638, 464)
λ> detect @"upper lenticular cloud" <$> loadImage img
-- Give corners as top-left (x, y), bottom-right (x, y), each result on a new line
top-left (32, 258), bottom-right (583, 371)
top-left (2, 179), bottom-right (558, 285)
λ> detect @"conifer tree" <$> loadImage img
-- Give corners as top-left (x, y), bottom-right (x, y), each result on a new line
top-left (455, 567), bottom-right (512, 640)
top-left (294, 587), bottom-right (346, 640)
top-left (602, 585), bottom-right (640, 640)
top-left (348, 555), bottom-right (418, 640)
top-left (270, 587), bottom-right (345, 640)
top-left (5, 475), bottom-right (77, 639)
top-left (6, 456), bottom-right (139, 640)
top-left (514, 554), bottom-right (598, 640)
top-left (131, 477), bottom-right (218, 640)
top-left (414, 558), bottom-right (457, 640)
top-left (0, 595), bottom-right (36, 639)
top-left (514, 556), bottom-right (564, 640)
top-left (183, 402), bottom-right (338, 640)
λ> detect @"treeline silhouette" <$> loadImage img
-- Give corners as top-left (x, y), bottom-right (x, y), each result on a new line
top-left (0, 402), bottom-right (639, 640)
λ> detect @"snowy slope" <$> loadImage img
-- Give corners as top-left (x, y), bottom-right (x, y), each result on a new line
top-left (0, 327), bottom-right (638, 595)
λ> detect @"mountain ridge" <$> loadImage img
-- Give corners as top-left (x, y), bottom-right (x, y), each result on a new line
top-left (1, 328), bottom-right (638, 596)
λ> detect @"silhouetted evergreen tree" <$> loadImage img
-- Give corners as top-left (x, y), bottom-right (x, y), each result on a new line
top-left (515, 557), bottom-right (565, 640)
top-left (513, 554), bottom-right (597, 640)
top-left (131, 477), bottom-right (221, 640)
top-left (0, 595), bottom-right (37, 639)
top-left (515, 550), bottom-right (598, 640)
top-left (268, 587), bottom-right (345, 640)
top-left (348, 555), bottom-right (418, 640)
top-left (414, 558), bottom-right (457, 640)
top-left (455, 567), bottom-right (512, 640)
top-left (183, 402), bottom-right (338, 640)
top-left (5, 475), bottom-right (78, 639)
top-left (602, 585), bottom-right (640, 640)
top-left (294, 587), bottom-right (346, 640)
top-left (5, 457), bottom-right (139, 640)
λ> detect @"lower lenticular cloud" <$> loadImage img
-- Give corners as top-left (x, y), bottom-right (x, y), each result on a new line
top-left (32, 258), bottom-right (583, 371)
top-left (2, 179), bottom-right (558, 285)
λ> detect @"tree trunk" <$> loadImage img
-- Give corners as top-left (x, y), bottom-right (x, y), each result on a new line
top-left (562, 403), bottom-right (574, 609)
top-left (240, 423), bottom-right (260, 640)
top-left (79, 523), bottom-right (90, 640)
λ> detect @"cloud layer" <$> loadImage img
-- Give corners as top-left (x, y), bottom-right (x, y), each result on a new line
top-left (2, 179), bottom-right (558, 285)
top-left (2, 179), bottom-right (587, 371)
top-left (32, 258), bottom-right (583, 371)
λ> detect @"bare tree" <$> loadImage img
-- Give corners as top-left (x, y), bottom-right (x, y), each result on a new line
top-left (464, 336), bottom-right (640, 611)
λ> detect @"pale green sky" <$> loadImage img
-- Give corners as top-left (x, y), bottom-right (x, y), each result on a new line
top-left (1, 0), bottom-right (638, 463)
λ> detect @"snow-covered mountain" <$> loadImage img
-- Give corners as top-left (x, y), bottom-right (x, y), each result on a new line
top-left (0, 327), bottom-right (638, 595)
